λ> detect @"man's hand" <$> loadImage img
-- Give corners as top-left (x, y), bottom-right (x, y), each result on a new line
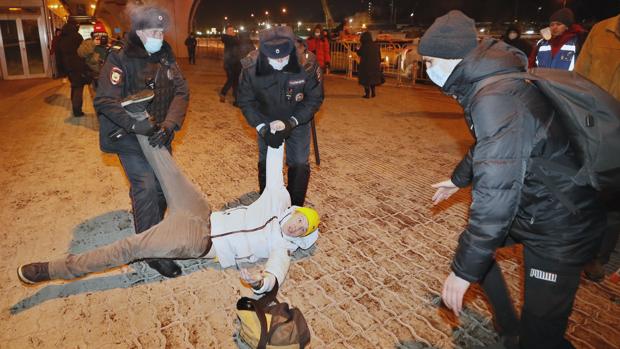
top-left (130, 118), bottom-right (158, 136)
top-left (275, 117), bottom-right (298, 140)
top-left (431, 179), bottom-right (459, 205)
top-left (240, 268), bottom-right (264, 289)
top-left (148, 122), bottom-right (175, 148)
top-left (441, 272), bottom-right (471, 316)
top-left (269, 120), bottom-right (286, 133)
top-left (258, 125), bottom-right (284, 148)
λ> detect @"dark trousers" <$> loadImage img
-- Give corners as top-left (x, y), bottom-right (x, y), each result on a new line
top-left (220, 64), bottom-right (241, 99)
top-left (118, 151), bottom-right (167, 234)
top-left (188, 48), bottom-right (196, 65)
top-left (70, 84), bottom-right (84, 114)
top-left (258, 123), bottom-right (311, 206)
top-left (363, 85), bottom-right (376, 97)
top-left (482, 246), bottom-right (582, 349)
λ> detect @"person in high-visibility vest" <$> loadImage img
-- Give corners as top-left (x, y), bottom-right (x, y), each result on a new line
top-left (528, 8), bottom-right (587, 71)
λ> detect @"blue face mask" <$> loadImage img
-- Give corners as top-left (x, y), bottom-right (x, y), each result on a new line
top-left (144, 37), bottom-right (163, 54)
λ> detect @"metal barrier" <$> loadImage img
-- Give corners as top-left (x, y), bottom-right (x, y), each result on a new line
top-left (196, 38), bottom-right (431, 86)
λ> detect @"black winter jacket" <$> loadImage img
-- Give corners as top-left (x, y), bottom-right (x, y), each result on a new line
top-left (237, 50), bottom-right (324, 128)
top-left (221, 34), bottom-right (241, 67)
top-left (56, 23), bottom-right (86, 85)
top-left (94, 31), bottom-right (189, 155)
top-left (356, 32), bottom-right (384, 86)
top-left (445, 39), bottom-right (604, 282)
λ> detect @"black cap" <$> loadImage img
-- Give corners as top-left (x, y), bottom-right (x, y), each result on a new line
top-left (418, 10), bottom-right (478, 59)
top-left (259, 26), bottom-right (295, 59)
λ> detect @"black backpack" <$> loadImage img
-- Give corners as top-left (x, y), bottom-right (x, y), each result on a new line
top-left (474, 68), bottom-right (620, 193)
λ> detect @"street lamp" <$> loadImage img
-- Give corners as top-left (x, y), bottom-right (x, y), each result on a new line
top-left (224, 16), bottom-right (228, 20)
top-left (282, 8), bottom-right (287, 14)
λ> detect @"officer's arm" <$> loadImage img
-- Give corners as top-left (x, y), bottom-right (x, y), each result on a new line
top-left (93, 52), bottom-right (135, 131)
top-left (237, 67), bottom-right (267, 128)
top-left (163, 60), bottom-right (189, 130)
top-left (291, 62), bottom-right (324, 125)
top-left (451, 145), bottom-right (474, 188)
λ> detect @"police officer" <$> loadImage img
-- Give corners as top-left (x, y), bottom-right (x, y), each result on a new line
top-left (93, 4), bottom-right (189, 278)
top-left (237, 26), bottom-right (324, 206)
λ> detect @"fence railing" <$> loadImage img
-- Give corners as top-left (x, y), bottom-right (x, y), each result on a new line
top-left (196, 37), bottom-right (431, 86)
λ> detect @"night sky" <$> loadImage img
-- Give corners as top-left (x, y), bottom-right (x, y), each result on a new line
top-left (193, 0), bottom-right (620, 29)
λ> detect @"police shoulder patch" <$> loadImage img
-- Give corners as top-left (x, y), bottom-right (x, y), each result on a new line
top-left (110, 66), bottom-right (123, 85)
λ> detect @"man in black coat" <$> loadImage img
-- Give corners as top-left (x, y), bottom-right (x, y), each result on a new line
top-left (184, 32), bottom-right (197, 65)
top-left (56, 21), bottom-right (88, 116)
top-left (237, 26), bottom-right (324, 206)
top-left (420, 11), bottom-right (604, 349)
top-left (501, 24), bottom-right (533, 57)
top-left (94, 4), bottom-right (189, 278)
top-left (219, 24), bottom-right (241, 103)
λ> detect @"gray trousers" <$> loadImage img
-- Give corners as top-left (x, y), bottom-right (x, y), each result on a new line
top-left (49, 124), bottom-right (213, 280)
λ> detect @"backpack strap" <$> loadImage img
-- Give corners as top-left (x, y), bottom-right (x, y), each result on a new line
top-left (250, 281), bottom-right (280, 349)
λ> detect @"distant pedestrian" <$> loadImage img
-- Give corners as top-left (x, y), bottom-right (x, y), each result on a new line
top-left (501, 24), bottom-right (532, 57)
top-left (50, 28), bottom-right (63, 78)
top-left (185, 32), bottom-right (197, 64)
top-left (219, 24), bottom-right (241, 104)
top-left (355, 32), bottom-right (383, 98)
top-left (306, 25), bottom-right (331, 72)
top-left (57, 21), bottom-right (88, 116)
top-left (529, 8), bottom-right (587, 70)
top-left (238, 31), bottom-right (256, 60)
top-left (575, 13), bottom-right (620, 282)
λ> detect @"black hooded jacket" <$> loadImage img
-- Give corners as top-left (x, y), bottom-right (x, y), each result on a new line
top-left (94, 31), bottom-right (189, 155)
top-left (445, 39), bottom-right (604, 282)
top-left (56, 23), bottom-right (86, 81)
top-left (237, 50), bottom-right (324, 128)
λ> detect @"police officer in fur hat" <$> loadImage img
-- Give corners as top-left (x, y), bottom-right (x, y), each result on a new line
top-left (237, 26), bottom-right (324, 206)
top-left (93, 4), bottom-right (189, 278)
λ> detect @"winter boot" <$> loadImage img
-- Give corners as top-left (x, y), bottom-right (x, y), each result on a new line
top-left (287, 164), bottom-right (310, 206)
top-left (370, 85), bottom-right (376, 98)
top-left (363, 86), bottom-right (370, 98)
top-left (258, 161), bottom-right (267, 194)
top-left (121, 89), bottom-right (155, 114)
top-left (145, 259), bottom-right (182, 278)
top-left (17, 262), bottom-right (51, 285)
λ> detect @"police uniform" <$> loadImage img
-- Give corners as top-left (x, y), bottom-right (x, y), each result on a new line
top-left (93, 14), bottom-right (189, 276)
top-left (237, 26), bottom-right (324, 206)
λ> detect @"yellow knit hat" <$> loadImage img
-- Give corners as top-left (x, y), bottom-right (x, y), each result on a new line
top-left (295, 207), bottom-right (320, 236)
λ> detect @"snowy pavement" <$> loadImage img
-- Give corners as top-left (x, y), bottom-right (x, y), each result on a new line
top-left (0, 60), bottom-right (618, 348)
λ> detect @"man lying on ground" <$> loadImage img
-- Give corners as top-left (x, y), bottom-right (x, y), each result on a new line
top-left (17, 91), bottom-right (320, 295)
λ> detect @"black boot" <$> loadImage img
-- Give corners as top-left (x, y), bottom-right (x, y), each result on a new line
top-left (287, 164), bottom-right (310, 206)
top-left (363, 86), bottom-right (370, 99)
top-left (258, 161), bottom-right (267, 194)
top-left (370, 85), bottom-right (376, 98)
top-left (145, 259), bottom-right (182, 278)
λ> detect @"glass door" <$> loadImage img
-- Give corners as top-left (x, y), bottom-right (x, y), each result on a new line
top-left (0, 19), bottom-right (24, 76)
top-left (0, 16), bottom-right (48, 79)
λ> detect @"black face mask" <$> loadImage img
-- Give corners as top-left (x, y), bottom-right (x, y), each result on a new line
top-left (100, 36), bottom-right (108, 46)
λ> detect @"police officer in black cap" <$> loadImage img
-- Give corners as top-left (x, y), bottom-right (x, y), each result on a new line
top-left (237, 26), bottom-right (324, 206)
top-left (94, 4), bottom-right (189, 277)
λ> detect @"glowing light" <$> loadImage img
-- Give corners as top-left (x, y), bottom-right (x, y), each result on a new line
top-left (90, 4), bottom-right (96, 9)
top-left (349, 18), bottom-right (353, 23)
top-left (479, 28), bottom-right (485, 33)
top-left (8, 7), bottom-right (21, 11)
top-left (240, 26), bottom-right (245, 31)
top-left (282, 8), bottom-right (287, 14)
top-left (525, 30), bottom-right (535, 34)
top-left (266, 24), bottom-right (271, 29)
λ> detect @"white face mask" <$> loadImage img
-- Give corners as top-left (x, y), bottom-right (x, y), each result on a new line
top-left (425, 57), bottom-right (462, 88)
top-left (508, 32), bottom-right (518, 40)
top-left (268, 55), bottom-right (290, 70)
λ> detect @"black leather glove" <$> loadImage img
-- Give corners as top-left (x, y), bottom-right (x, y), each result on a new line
top-left (148, 122), bottom-right (175, 148)
top-left (276, 117), bottom-right (298, 140)
top-left (258, 126), bottom-right (284, 148)
top-left (130, 118), bottom-right (158, 136)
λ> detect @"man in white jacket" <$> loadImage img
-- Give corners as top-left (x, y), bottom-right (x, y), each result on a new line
top-left (17, 138), bottom-right (319, 295)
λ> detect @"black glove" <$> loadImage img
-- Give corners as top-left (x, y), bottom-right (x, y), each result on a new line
top-left (275, 117), bottom-right (298, 140)
top-left (258, 126), bottom-right (284, 148)
top-left (148, 122), bottom-right (175, 148)
top-left (130, 118), bottom-right (158, 136)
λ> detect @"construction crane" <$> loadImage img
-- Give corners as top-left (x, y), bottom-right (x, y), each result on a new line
top-left (321, 0), bottom-right (334, 28)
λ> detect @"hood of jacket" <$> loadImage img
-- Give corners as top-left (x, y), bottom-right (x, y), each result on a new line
top-left (124, 30), bottom-right (175, 63)
top-left (442, 38), bottom-right (528, 107)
